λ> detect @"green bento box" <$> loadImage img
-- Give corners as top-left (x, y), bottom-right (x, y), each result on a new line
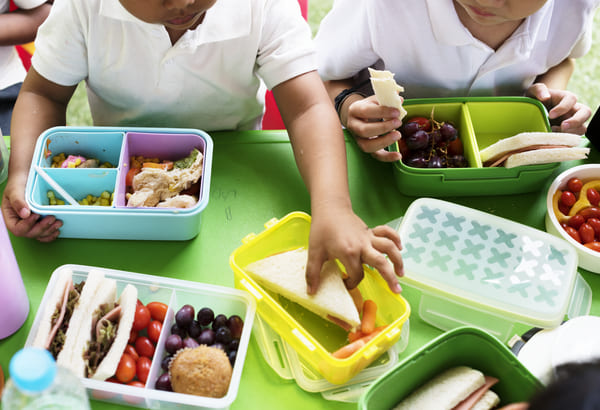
top-left (358, 327), bottom-right (543, 410)
top-left (390, 97), bottom-right (556, 196)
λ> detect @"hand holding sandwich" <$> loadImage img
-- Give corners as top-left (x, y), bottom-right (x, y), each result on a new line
top-left (305, 205), bottom-right (404, 295)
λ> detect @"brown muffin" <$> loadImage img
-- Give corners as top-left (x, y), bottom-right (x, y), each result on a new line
top-left (168, 346), bottom-right (233, 398)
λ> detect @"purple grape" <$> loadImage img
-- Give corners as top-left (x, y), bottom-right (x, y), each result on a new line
top-left (427, 155), bottom-right (445, 168)
top-left (170, 323), bottom-right (186, 338)
top-left (188, 320), bottom-right (202, 339)
top-left (215, 327), bottom-right (232, 345)
top-left (161, 355), bottom-right (172, 372)
top-left (405, 130), bottom-right (430, 151)
top-left (183, 337), bottom-right (200, 349)
top-left (227, 315), bottom-right (244, 339)
top-left (175, 304), bottom-right (195, 329)
top-left (196, 307), bottom-right (214, 327)
top-left (447, 154), bottom-right (468, 168)
top-left (228, 339), bottom-right (240, 352)
top-left (228, 350), bottom-right (237, 366)
top-left (400, 121), bottom-right (420, 137)
top-left (165, 334), bottom-right (183, 355)
top-left (212, 342), bottom-right (227, 352)
top-left (197, 328), bottom-right (216, 345)
top-left (212, 314), bottom-right (228, 330)
top-left (430, 129), bottom-right (443, 146)
top-left (155, 373), bottom-right (172, 391)
top-left (404, 154), bottom-right (428, 168)
top-left (440, 122), bottom-right (457, 141)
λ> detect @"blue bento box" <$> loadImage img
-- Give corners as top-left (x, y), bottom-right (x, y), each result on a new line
top-left (25, 126), bottom-right (213, 240)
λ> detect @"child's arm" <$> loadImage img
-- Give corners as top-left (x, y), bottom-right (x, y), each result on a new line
top-left (527, 58), bottom-right (592, 135)
top-left (273, 70), bottom-right (404, 294)
top-left (0, 3), bottom-right (51, 46)
top-left (1, 68), bottom-right (76, 241)
top-left (324, 79), bottom-right (403, 163)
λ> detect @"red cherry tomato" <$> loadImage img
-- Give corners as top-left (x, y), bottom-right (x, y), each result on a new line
top-left (132, 304), bottom-right (151, 332)
top-left (560, 191), bottom-right (577, 207)
top-left (408, 116), bottom-right (432, 132)
top-left (558, 202), bottom-right (571, 216)
top-left (128, 329), bottom-right (138, 345)
top-left (587, 218), bottom-right (600, 238)
top-left (146, 301), bottom-right (168, 323)
top-left (136, 356), bottom-right (152, 384)
top-left (124, 344), bottom-right (139, 362)
top-left (135, 336), bottom-right (155, 358)
top-left (147, 320), bottom-right (162, 344)
top-left (587, 188), bottom-right (600, 207)
top-left (584, 242), bottom-right (600, 252)
top-left (563, 226), bottom-right (582, 243)
top-left (579, 223), bottom-right (596, 244)
top-left (397, 138), bottom-right (409, 157)
top-left (567, 214), bottom-right (585, 230)
top-left (567, 178), bottom-right (583, 193)
top-left (127, 380), bottom-right (145, 388)
top-left (115, 353), bottom-right (136, 383)
top-left (447, 137), bottom-right (464, 156)
top-left (579, 207), bottom-right (600, 220)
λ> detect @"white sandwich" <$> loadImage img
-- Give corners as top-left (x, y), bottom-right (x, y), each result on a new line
top-left (480, 132), bottom-right (589, 168)
top-left (368, 67), bottom-right (408, 120)
top-left (393, 366), bottom-right (500, 410)
top-left (244, 248), bottom-right (361, 331)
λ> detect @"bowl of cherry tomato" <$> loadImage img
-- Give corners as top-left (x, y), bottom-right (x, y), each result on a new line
top-left (545, 164), bottom-right (600, 273)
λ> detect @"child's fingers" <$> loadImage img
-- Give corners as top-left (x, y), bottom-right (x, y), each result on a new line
top-left (371, 225), bottom-right (402, 248)
top-left (305, 249), bottom-right (327, 295)
top-left (361, 246), bottom-right (402, 293)
top-left (339, 255), bottom-right (364, 290)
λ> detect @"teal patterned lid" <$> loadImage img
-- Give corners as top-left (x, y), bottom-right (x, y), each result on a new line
top-left (398, 198), bottom-right (579, 326)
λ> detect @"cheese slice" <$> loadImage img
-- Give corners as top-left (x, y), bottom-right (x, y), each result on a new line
top-left (368, 67), bottom-right (407, 120)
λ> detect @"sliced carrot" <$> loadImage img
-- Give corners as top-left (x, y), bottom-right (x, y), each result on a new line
top-left (347, 329), bottom-right (364, 343)
top-left (349, 287), bottom-right (364, 316)
top-left (332, 339), bottom-right (365, 359)
top-left (142, 162), bottom-right (172, 171)
top-left (361, 299), bottom-right (377, 334)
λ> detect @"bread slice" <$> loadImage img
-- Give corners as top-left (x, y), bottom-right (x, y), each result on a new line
top-left (472, 390), bottom-right (501, 410)
top-left (393, 366), bottom-right (486, 410)
top-left (368, 68), bottom-right (407, 120)
top-left (244, 248), bottom-right (361, 330)
top-left (480, 132), bottom-right (588, 168)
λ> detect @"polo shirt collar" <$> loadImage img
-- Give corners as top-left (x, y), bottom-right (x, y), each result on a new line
top-left (99, 0), bottom-right (250, 44)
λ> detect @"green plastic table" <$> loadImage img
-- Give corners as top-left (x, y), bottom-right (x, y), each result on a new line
top-left (1, 130), bottom-right (599, 410)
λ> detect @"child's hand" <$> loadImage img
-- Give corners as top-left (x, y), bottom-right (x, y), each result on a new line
top-left (1, 178), bottom-right (62, 242)
top-left (305, 208), bottom-right (404, 295)
top-left (527, 83), bottom-right (592, 135)
top-left (344, 95), bottom-right (403, 162)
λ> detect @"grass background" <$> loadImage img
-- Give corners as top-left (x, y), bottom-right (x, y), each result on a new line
top-left (66, 1), bottom-right (600, 125)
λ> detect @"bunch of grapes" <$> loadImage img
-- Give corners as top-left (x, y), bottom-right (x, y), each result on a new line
top-left (398, 116), bottom-right (468, 169)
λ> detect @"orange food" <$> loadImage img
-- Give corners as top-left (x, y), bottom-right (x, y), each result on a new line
top-left (332, 325), bottom-right (388, 359)
top-left (360, 299), bottom-right (377, 334)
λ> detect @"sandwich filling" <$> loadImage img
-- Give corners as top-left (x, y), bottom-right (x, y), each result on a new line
top-left (85, 302), bottom-right (121, 378)
top-left (484, 144), bottom-right (574, 167)
top-left (47, 280), bottom-right (85, 358)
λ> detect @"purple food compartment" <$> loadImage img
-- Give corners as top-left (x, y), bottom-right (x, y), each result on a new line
top-left (116, 132), bottom-right (209, 209)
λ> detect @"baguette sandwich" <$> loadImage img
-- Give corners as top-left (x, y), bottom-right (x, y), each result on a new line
top-left (244, 248), bottom-right (361, 331)
top-left (368, 68), bottom-right (408, 121)
top-left (480, 132), bottom-right (589, 168)
top-left (32, 269), bottom-right (138, 380)
top-left (393, 366), bottom-right (500, 410)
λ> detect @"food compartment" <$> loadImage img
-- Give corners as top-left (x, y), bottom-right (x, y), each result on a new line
top-left (29, 168), bottom-right (117, 207)
top-left (230, 211), bottom-right (410, 385)
top-left (358, 327), bottom-right (543, 410)
top-left (117, 131), bottom-right (211, 209)
top-left (390, 97), bottom-right (556, 196)
top-left (397, 198), bottom-right (590, 342)
top-left (37, 129), bottom-right (124, 168)
top-left (25, 264), bottom-right (256, 410)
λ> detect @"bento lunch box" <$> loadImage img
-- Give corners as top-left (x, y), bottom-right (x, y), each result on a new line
top-left (230, 211), bottom-right (411, 385)
top-left (25, 126), bottom-right (213, 240)
top-left (24, 265), bottom-right (256, 410)
top-left (396, 198), bottom-right (591, 342)
top-left (359, 326), bottom-right (543, 410)
top-left (389, 97), bottom-right (555, 197)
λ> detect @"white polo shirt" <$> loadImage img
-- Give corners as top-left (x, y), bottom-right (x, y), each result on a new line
top-left (0, 0), bottom-right (47, 90)
top-left (315, 0), bottom-right (599, 99)
top-left (32, 0), bottom-right (315, 130)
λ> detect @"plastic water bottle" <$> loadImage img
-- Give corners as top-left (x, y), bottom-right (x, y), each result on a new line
top-left (0, 212), bottom-right (29, 340)
top-left (1, 348), bottom-right (91, 409)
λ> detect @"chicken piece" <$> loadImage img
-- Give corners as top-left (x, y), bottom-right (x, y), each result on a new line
top-left (157, 195), bottom-right (197, 208)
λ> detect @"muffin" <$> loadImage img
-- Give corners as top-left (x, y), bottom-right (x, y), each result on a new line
top-left (168, 346), bottom-right (232, 398)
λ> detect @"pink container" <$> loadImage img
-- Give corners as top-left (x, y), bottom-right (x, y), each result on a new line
top-left (0, 214), bottom-right (29, 339)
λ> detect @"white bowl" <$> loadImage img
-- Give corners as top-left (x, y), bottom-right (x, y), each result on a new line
top-left (545, 164), bottom-right (600, 274)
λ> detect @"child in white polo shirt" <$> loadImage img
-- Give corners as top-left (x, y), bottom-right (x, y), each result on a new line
top-left (315, 0), bottom-right (599, 162)
top-left (2, 0), bottom-right (405, 294)
top-left (0, 0), bottom-right (50, 134)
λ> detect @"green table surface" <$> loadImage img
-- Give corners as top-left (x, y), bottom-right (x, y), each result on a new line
top-left (1, 130), bottom-right (599, 410)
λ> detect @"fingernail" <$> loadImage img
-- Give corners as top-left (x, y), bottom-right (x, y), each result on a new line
top-left (393, 282), bottom-right (402, 293)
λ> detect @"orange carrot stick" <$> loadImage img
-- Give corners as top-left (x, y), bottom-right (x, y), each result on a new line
top-left (332, 339), bottom-right (366, 359)
top-left (361, 299), bottom-right (377, 334)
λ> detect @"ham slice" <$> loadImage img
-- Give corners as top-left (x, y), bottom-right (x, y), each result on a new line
top-left (452, 375), bottom-right (499, 410)
top-left (45, 278), bottom-right (74, 349)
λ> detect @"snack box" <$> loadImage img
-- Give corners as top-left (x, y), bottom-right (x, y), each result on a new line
top-left (25, 126), bottom-right (213, 240)
top-left (396, 198), bottom-right (591, 342)
top-left (389, 96), bottom-right (554, 197)
top-left (359, 326), bottom-right (543, 410)
top-left (24, 264), bottom-right (256, 410)
top-left (252, 313), bottom-right (409, 402)
top-left (229, 211), bottom-right (411, 385)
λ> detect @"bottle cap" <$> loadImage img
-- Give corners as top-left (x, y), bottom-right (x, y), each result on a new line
top-left (9, 348), bottom-right (57, 393)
